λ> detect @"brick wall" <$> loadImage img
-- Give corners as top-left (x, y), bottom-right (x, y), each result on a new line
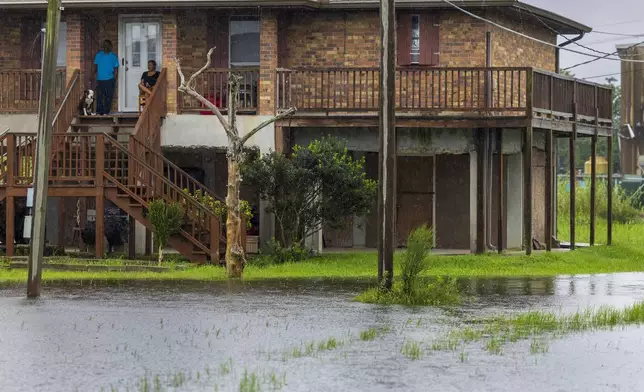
top-left (0, 17), bottom-right (22, 69)
top-left (282, 9), bottom-right (555, 70)
top-left (259, 10), bottom-right (278, 114)
top-left (66, 13), bottom-right (83, 85)
top-left (163, 13), bottom-right (178, 114)
top-left (177, 11), bottom-right (209, 71)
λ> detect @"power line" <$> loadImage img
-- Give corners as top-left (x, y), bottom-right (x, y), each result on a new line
top-left (583, 68), bottom-right (644, 81)
top-left (591, 31), bottom-right (644, 37)
top-left (441, 0), bottom-right (644, 63)
top-left (563, 39), bottom-right (644, 71)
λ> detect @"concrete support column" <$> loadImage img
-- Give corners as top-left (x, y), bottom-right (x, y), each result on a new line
top-left (506, 152), bottom-right (523, 249)
top-left (66, 13), bottom-right (83, 85)
top-left (259, 199), bottom-right (274, 248)
top-left (259, 10), bottom-right (278, 116)
top-left (353, 151), bottom-right (367, 248)
top-left (469, 149), bottom-right (477, 253)
top-left (162, 13), bottom-right (178, 114)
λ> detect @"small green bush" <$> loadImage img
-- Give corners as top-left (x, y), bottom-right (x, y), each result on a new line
top-left (183, 189), bottom-right (252, 229)
top-left (355, 226), bottom-right (461, 306)
top-left (557, 179), bottom-right (643, 224)
top-left (148, 200), bottom-right (184, 266)
top-left (248, 239), bottom-right (312, 267)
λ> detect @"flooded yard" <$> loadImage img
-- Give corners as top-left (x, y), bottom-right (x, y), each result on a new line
top-left (2, 275), bottom-right (644, 392)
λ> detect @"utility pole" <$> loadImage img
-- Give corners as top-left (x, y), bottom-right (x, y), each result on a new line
top-left (377, 0), bottom-right (396, 289)
top-left (27, 0), bottom-right (62, 297)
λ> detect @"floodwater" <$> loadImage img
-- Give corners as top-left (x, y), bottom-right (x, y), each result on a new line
top-left (2, 275), bottom-right (644, 392)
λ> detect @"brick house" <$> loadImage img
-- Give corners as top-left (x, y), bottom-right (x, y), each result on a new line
top-left (0, 0), bottom-right (613, 259)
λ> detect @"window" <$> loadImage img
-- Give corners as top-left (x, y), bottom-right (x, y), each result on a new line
top-left (41, 22), bottom-right (67, 67)
top-left (229, 17), bottom-right (260, 67)
top-left (411, 15), bottom-right (420, 64)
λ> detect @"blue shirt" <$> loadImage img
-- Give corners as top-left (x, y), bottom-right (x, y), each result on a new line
top-left (94, 51), bottom-right (119, 81)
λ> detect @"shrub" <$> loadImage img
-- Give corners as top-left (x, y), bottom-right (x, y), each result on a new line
top-left (248, 239), bottom-right (312, 267)
top-left (355, 226), bottom-right (461, 306)
top-left (183, 189), bottom-right (252, 229)
top-left (557, 178), bottom-right (643, 224)
top-left (400, 226), bottom-right (434, 296)
top-left (148, 200), bottom-right (184, 266)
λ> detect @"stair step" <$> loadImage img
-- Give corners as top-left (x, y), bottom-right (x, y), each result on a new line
top-left (128, 204), bottom-right (143, 208)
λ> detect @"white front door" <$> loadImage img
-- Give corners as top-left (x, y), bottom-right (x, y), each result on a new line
top-left (119, 20), bottom-right (162, 112)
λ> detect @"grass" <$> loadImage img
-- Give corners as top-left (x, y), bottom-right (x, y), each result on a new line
top-left (2, 221), bottom-right (644, 285)
top-left (401, 340), bottom-right (423, 360)
top-left (432, 299), bottom-right (644, 356)
top-left (355, 277), bottom-right (462, 306)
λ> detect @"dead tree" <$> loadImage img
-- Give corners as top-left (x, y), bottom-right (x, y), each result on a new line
top-left (176, 48), bottom-right (296, 278)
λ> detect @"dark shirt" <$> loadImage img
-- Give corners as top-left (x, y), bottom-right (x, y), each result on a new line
top-left (140, 71), bottom-right (160, 89)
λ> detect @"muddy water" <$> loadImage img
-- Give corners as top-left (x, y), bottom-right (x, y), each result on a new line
top-left (1, 274), bottom-right (644, 392)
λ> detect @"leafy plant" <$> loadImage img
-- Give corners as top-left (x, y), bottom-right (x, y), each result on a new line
top-left (148, 200), bottom-right (184, 265)
top-left (183, 189), bottom-right (252, 229)
top-left (249, 238), bottom-right (312, 267)
top-left (243, 136), bottom-right (377, 248)
top-left (400, 226), bottom-right (434, 296)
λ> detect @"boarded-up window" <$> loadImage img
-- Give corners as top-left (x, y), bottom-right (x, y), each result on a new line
top-left (397, 12), bottom-right (440, 66)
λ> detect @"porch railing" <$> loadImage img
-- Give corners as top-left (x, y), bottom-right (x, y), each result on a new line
top-left (276, 67), bottom-right (612, 120)
top-left (0, 68), bottom-right (66, 113)
top-left (178, 68), bottom-right (259, 113)
top-left (532, 70), bottom-right (613, 121)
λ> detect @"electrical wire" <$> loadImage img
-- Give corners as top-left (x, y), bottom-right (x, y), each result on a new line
top-left (441, 0), bottom-right (644, 64)
top-left (563, 39), bottom-right (644, 71)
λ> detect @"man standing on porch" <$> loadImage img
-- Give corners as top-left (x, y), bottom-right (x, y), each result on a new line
top-left (93, 40), bottom-right (119, 115)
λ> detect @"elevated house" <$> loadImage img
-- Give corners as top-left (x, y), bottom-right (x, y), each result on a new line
top-left (0, 0), bottom-right (613, 259)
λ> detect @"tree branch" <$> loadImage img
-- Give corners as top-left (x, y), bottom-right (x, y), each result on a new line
top-left (176, 48), bottom-right (235, 139)
top-left (240, 107), bottom-right (297, 146)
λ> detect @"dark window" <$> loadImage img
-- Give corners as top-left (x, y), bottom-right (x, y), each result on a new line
top-left (230, 17), bottom-right (260, 67)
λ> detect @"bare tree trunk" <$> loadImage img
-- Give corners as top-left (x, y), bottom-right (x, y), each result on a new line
top-left (176, 48), bottom-right (296, 279)
top-left (158, 245), bottom-right (164, 266)
top-left (225, 155), bottom-right (245, 277)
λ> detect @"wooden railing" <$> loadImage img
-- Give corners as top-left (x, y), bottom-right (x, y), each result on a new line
top-left (532, 70), bottom-right (613, 120)
top-left (178, 68), bottom-right (259, 113)
top-left (276, 67), bottom-right (612, 121)
top-left (0, 68), bottom-right (66, 112)
top-left (52, 69), bottom-right (83, 134)
top-left (277, 67), bottom-right (531, 113)
top-left (133, 68), bottom-right (167, 149)
top-left (102, 134), bottom-right (222, 256)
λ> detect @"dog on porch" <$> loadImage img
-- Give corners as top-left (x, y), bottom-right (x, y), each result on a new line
top-left (78, 89), bottom-right (96, 116)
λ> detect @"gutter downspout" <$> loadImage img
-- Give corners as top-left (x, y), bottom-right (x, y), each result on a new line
top-left (556, 31), bottom-right (585, 73)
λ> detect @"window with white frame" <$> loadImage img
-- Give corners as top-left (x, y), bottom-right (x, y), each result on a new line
top-left (229, 17), bottom-right (260, 67)
top-left (41, 22), bottom-right (67, 67)
top-left (410, 15), bottom-right (420, 64)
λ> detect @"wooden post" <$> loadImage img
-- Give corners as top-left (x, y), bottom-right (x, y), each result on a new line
top-left (476, 129), bottom-right (486, 254)
top-left (497, 128), bottom-right (504, 253)
top-left (57, 198), bottom-right (65, 249)
top-left (524, 70), bottom-right (534, 255)
top-left (545, 129), bottom-right (553, 251)
top-left (590, 134), bottom-right (597, 246)
top-left (95, 134), bottom-right (105, 259)
top-left (128, 216), bottom-right (136, 259)
top-left (28, 0), bottom-right (62, 297)
top-left (6, 196), bottom-right (14, 258)
top-left (377, 0), bottom-right (396, 289)
top-left (570, 87), bottom-right (577, 251)
top-left (607, 135), bottom-right (613, 245)
top-left (569, 133), bottom-right (576, 250)
top-left (145, 229), bottom-right (152, 256)
top-left (524, 126), bottom-right (533, 255)
top-left (210, 216), bottom-right (220, 264)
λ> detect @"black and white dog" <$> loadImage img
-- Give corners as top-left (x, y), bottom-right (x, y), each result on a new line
top-left (78, 89), bottom-right (95, 116)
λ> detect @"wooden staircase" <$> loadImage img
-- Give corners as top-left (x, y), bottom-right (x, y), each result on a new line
top-left (0, 68), bottom-right (229, 262)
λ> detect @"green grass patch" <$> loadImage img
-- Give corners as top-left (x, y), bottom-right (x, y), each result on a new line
top-left (355, 277), bottom-right (461, 306)
top-left (432, 299), bottom-right (644, 355)
top-left (401, 340), bottom-right (423, 360)
top-left (2, 221), bottom-right (644, 285)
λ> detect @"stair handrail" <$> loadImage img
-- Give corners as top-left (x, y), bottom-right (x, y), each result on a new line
top-left (102, 133), bottom-right (215, 217)
top-left (52, 69), bottom-right (82, 134)
top-left (132, 68), bottom-right (167, 149)
top-left (129, 136), bottom-right (225, 203)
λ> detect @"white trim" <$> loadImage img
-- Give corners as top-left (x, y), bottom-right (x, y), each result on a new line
top-left (117, 15), bottom-right (163, 113)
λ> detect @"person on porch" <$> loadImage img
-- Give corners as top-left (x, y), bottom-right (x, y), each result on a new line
top-left (139, 60), bottom-right (160, 96)
top-left (93, 39), bottom-right (119, 115)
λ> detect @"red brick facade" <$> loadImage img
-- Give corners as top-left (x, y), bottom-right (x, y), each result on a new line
top-left (0, 7), bottom-right (558, 114)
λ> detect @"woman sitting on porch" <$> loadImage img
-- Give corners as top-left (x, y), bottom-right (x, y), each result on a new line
top-left (138, 60), bottom-right (160, 112)
top-left (139, 60), bottom-right (160, 96)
